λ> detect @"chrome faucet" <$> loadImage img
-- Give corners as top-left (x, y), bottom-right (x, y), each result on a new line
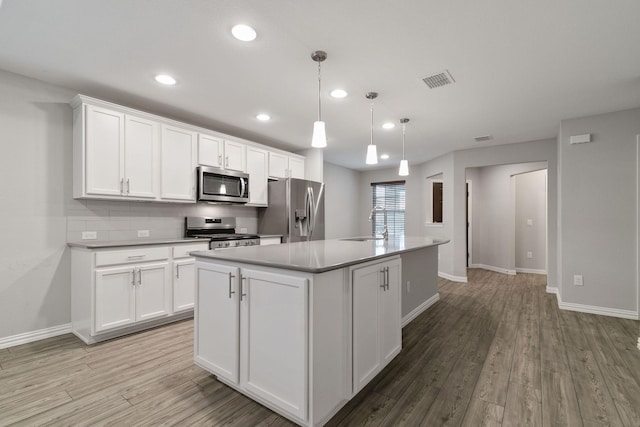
top-left (368, 206), bottom-right (388, 240)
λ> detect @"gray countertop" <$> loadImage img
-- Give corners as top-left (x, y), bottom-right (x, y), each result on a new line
top-left (191, 236), bottom-right (449, 273)
top-left (67, 237), bottom-right (206, 249)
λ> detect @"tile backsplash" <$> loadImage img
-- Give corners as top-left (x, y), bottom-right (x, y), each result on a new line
top-left (66, 199), bottom-right (259, 242)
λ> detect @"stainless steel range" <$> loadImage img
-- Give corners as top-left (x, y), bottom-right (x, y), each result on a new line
top-left (184, 217), bottom-right (259, 249)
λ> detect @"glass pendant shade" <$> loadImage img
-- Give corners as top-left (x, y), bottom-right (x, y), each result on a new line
top-left (311, 121), bottom-right (327, 148)
top-left (366, 144), bottom-right (378, 164)
top-left (398, 159), bottom-right (409, 176)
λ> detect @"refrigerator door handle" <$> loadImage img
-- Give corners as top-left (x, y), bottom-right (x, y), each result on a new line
top-left (307, 186), bottom-right (314, 239)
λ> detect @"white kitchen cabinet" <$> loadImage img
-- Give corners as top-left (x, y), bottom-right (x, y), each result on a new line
top-left (81, 105), bottom-right (158, 200)
top-left (259, 236), bottom-right (281, 245)
top-left (224, 139), bottom-right (246, 172)
top-left (94, 261), bottom-right (170, 333)
top-left (71, 241), bottom-right (206, 344)
top-left (198, 133), bottom-right (224, 168)
top-left (160, 124), bottom-right (197, 201)
top-left (172, 242), bottom-right (209, 313)
top-left (246, 146), bottom-right (268, 206)
top-left (352, 257), bottom-right (402, 394)
top-left (195, 262), bottom-right (310, 422)
top-left (268, 151), bottom-right (305, 179)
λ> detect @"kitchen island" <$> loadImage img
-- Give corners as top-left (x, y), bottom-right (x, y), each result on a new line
top-left (191, 236), bottom-right (448, 426)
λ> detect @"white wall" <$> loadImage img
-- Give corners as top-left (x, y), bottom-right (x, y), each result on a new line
top-left (323, 162), bottom-right (360, 239)
top-left (559, 108), bottom-right (640, 314)
top-left (515, 169), bottom-right (547, 272)
top-left (297, 147), bottom-right (323, 182)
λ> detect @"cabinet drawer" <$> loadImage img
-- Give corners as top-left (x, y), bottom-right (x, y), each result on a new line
top-left (95, 247), bottom-right (170, 267)
top-left (173, 243), bottom-right (209, 258)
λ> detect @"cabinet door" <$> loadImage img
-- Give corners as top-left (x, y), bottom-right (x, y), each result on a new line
top-left (195, 263), bottom-right (240, 384)
top-left (136, 262), bottom-right (171, 322)
top-left (379, 259), bottom-right (402, 364)
top-left (240, 269), bottom-right (308, 421)
top-left (85, 105), bottom-right (124, 196)
top-left (161, 125), bottom-right (196, 201)
top-left (124, 115), bottom-right (157, 199)
top-left (289, 156), bottom-right (305, 179)
top-left (246, 146), bottom-right (268, 206)
top-left (95, 265), bottom-right (135, 333)
top-left (198, 134), bottom-right (224, 168)
top-left (224, 140), bottom-right (246, 172)
top-left (173, 259), bottom-right (195, 313)
top-left (352, 263), bottom-right (383, 393)
top-left (268, 152), bottom-right (288, 179)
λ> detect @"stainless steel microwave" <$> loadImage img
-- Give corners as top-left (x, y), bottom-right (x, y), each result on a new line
top-left (197, 166), bottom-right (249, 203)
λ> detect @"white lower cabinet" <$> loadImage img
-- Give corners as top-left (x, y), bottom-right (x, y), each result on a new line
top-left (352, 257), bottom-right (402, 394)
top-left (195, 260), bottom-right (351, 426)
top-left (71, 241), bottom-right (207, 344)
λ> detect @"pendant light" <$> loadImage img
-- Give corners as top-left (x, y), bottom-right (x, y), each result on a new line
top-left (398, 118), bottom-right (410, 176)
top-left (311, 51), bottom-right (327, 148)
top-left (365, 92), bottom-right (378, 164)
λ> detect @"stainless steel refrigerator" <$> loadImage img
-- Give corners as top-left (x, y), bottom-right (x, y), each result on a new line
top-left (258, 178), bottom-right (325, 242)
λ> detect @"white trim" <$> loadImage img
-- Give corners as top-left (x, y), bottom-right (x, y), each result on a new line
top-left (469, 263), bottom-right (516, 276)
top-left (401, 293), bottom-right (440, 327)
top-left (546, 286), bottom-right (558, 294)
top-left (466, 179), bottom-right (473, 266)
top-left (516, 268), bottom-right (547, 275)
top-left (438, 271), bottom-right (467, 283)
top-left (558, 301), bottom-right (638, 320)
top-left (0, 323), bottom-right (72, 350)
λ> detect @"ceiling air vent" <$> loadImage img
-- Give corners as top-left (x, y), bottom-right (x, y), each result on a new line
top-left (474, 135), bottom-right (493, 142)
top-left (422, 70), bottom-right (455, 89)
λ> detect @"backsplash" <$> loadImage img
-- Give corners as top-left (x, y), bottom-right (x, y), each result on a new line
top-left (66, 199), bottom-right (259, 242)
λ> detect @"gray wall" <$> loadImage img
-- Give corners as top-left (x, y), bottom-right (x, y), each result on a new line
top-left (558, 108), bottom-right (640, 313)
top-left (467, 162), bottom-right (546, 273)
top-left (515, 169), bottom-right (547, 272)
top-left (323, 162), bottom-right (360, 239)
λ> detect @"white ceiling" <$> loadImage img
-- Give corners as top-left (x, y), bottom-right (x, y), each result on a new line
top-left (1, 0), bottom-right (639, 170)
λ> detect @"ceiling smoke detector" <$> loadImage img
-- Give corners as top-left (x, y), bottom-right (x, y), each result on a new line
top-left (422, 70), bottom-right (455, 89)
top-left (474, 135), bottom-right (493, 142)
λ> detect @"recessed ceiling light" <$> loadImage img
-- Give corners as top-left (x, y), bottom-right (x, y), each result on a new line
top-left (382, 122), bottom-right (395, 130)
top-left (380, 154), bottom-right (390, 160)
top-left (256, 113), bottom-right (271, 121)
top-left (232, 24), bottom-right (257, 42)
top-left (155, 74), bottom-right (176, 85)
top-left (330, 89), bottom-right (348, 98)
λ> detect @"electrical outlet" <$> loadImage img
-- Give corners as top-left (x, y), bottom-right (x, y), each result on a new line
top-left (407, 281), bottom-right (411, 292)
top-left (527, 251), bottom-right (533, 259)
top-left (137, 230), bottom-right (150, 237)
top-left (527, 219), bottom-right (533, 226)
top-left (82, 231), bottom-right (97, 240)
top-left (573, 275), bottom-right (584, 286)
top-left (240, 228), bottom-right (247, 233)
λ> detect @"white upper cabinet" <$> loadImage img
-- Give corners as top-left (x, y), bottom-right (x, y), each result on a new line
top-left (246, 146), bottom-right (268, 206)
top-left (84, 105), bottom-right (125, 197)
top-left (224, 140), bottom-right (246, 172)
top-left (124, 115), bottom-right (157, 199)
top-left (198, 134), bottom-right (224, 168)
top-left (160, 124), bottom-right (197, 201)
top-left (269, 152), bottom-right (305, 179)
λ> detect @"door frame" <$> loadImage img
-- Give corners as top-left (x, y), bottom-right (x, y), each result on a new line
top-left (466, 179), bottom-right (473, 266)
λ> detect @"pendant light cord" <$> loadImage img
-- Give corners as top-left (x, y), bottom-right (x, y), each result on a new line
top-left (370, 99), bottom-right (374, 146)
top-left (317, 61), bottom-right (322, 121)
top-left (402, 122), bottom-right (406, 159)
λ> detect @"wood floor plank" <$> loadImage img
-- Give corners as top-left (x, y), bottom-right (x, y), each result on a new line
top-left (1, 269), bottom-right (638, 427)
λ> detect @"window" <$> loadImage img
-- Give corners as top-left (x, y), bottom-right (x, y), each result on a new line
top-left (371, 181), bottom-right (406, 237)
top-left (432, 182), bottom-right (443, 223)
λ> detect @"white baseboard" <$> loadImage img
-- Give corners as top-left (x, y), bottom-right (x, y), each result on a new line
top-left (402, 293), bottom-right (440, 327)
top-left (637, 337), bottom-right (640, 351)
top-left (545, 286), bottom-right (559, 294)
top-left (470, 264), bottom-right (516, 276)
top-left (558, 301), bottom-right (638, 320)
top-left (438, 272), bottom-right (467, 283)
top-left (0, 323), bottom-right (72, 350)
top-left (516, 268), bottom-right (547, 275)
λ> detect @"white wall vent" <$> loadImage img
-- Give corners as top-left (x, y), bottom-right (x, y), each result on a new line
top-left (474, 135), bottom-right (493, 142)
top-left (422, 70), bottom-right (455, 89)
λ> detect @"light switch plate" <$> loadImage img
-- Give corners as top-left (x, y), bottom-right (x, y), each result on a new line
top-left (527, 219), bottom-right (533, 226)
top-left (527, 251), bottom-right (533, 259)
top-left (573, 275), bottom-right (584, 286)
top-left (82, 231), bottom-right (97, 240)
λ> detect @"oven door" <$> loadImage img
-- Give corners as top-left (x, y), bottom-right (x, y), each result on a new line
top-left (198, 166), bottom-right (249, 203)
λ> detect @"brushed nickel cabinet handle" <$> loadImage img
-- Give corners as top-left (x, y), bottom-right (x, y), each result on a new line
top-left (126, 178), bottom-right (130, 194)
top-left (228, 272), bottom-right (236, 299)
top-left (120, 178), bottom-right (124, 194)
top-left (176, 264), bottom-right (180, 279)
top-left (240, 276), bottom-right (247, 300)
top-left (218, 154), bottom-right (222, 167)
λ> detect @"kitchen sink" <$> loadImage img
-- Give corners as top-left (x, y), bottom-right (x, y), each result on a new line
top-left (340, 236), bottom-right (385, 242)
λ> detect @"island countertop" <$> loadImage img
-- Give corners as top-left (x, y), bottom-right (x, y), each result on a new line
top-left (191, 236), bottom-right (449, 273)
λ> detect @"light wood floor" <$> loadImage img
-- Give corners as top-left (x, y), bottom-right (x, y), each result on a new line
top-left (1, 269), bottom-right (639, 426)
